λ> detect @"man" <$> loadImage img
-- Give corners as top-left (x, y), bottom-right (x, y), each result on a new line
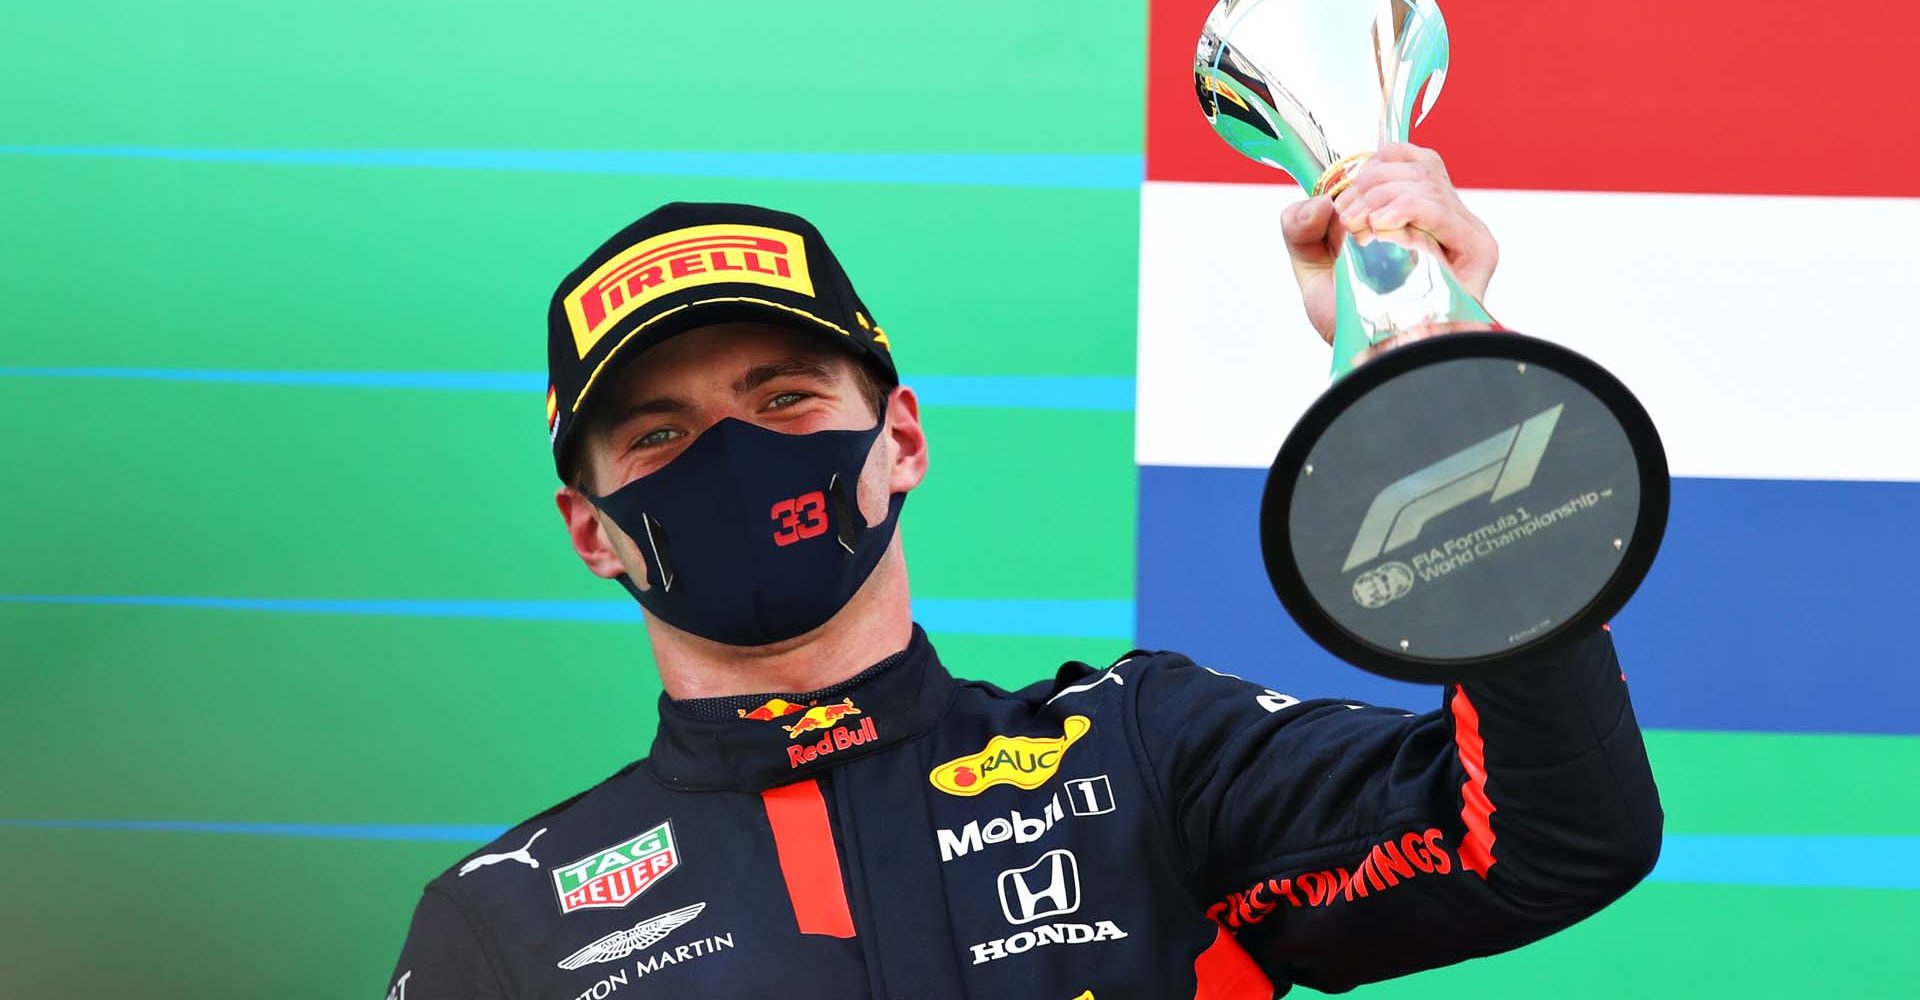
top-left (386, 144), bottom-right (1661, 999)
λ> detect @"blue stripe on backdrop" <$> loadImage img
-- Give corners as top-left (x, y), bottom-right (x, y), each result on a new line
top-left (0, 368), bottom-right (1136, 411)
top-left (1649, 835), bottom-right (1920, 890)
top-left (0, 820), bottom-right (1909, 890)
top-left (0, 368), bottom-right (546, 392)
top-left (0, 146), bottom-right (1145, 190)
top-left (1135, 467), bottom-right (1920, 735)
top-left (0, 819), bottom-right (507, 842)
top-left (0, 595), bottom-right (1135, 641)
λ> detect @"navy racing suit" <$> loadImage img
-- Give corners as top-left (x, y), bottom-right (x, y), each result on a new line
top-left (387, 623), bottom-right (1661, 999)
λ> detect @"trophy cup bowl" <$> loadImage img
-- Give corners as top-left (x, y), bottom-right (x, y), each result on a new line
top-left (1195, 0), bottom-right (1669, 683)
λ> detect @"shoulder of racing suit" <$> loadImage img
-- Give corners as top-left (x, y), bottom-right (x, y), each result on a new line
top-left (449, 762), bottom-right (642, 872)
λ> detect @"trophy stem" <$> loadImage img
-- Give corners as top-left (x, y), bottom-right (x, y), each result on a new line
top-left (1329, 227), bottom-right (1495, 378)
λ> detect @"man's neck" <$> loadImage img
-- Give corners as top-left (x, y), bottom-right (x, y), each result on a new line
top-left (646, 542), bottom-right (914, 700)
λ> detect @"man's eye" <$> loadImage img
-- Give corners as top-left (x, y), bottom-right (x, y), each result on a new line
top-left (633, 428), bottom-right (681, 450)
top-left (767, 391), bottom-right (813, 410)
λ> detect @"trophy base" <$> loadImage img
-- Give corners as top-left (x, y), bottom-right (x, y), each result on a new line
top-left (1261, 332), bottom-right (1669, 684)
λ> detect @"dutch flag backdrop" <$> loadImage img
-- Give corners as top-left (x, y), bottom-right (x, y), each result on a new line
top-left (1137, 0), bottom-right (1920, 735)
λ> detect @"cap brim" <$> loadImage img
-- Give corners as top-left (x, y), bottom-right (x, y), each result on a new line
top-left (557, 295), bottom-right (878, 472)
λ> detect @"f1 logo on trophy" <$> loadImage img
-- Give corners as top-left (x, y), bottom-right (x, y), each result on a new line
top-left (1194, 0), bottom-right (1670, 683)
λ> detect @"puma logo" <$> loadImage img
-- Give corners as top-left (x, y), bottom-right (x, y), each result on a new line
top-left (458, 828), bottom-right (548, 876)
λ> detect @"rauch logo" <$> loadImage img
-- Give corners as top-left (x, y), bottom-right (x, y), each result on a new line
top-left (929, 716), bottom-right (1092, 796)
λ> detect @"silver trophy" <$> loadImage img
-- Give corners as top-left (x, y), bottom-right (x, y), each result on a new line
top-left (1195, 0), bottom-right (1669, 682)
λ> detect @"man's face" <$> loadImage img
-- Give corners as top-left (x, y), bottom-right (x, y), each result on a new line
top-left (556, 321), bottom-right (925, 593)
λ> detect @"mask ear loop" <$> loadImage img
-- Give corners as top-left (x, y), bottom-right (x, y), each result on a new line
top-left (641, 512), bottom-right (675, 592)
top-left (828, 474), bottom-right (857, 555)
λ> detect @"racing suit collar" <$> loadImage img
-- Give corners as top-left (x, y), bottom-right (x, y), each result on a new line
top-left (646, 622), bottom-right (957, 792)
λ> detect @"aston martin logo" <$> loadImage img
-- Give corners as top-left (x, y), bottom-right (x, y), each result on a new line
top-left (556, 902), bottom-right (707, 970)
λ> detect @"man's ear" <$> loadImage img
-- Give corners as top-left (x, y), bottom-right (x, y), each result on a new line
top-left (885, 385), bottom-right (928, 494)
top-left (555, 485), bottom-right (632, 580)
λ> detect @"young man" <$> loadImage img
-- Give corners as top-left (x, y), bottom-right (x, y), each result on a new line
top-left (386, 145), bottom-right (1660, 1000)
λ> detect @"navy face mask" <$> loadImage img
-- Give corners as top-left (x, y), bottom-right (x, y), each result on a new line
top-left (588, 417), bottom-right (905, 647)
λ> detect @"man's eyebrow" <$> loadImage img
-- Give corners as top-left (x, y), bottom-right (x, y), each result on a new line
top-left (603, 395), bottom-right (693, 428)
top-left (599, 358), bottom-right (838, 430)
top-left (732, 357), bottom-right (841, 395)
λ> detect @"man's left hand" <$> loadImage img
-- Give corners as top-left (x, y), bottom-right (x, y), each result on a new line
top-left (1280, 143), bottom-right (1500, 346)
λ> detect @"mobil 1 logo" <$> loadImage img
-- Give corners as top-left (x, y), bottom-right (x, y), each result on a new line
top-left (936, 775), bottom-right (1115, 862)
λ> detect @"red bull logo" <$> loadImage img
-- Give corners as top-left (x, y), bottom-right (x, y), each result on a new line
top-left (738, 698), bottom-right (810, 721)
top-left (779, 698), bottom-right (879, 768)
top-left (781, 698), bottom-right (861, 738)
top-left (561, 223), bottom-right (816, 359)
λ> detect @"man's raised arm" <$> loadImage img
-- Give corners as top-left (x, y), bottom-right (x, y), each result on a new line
top-left (1128, 627), bottom-right (1661, 991)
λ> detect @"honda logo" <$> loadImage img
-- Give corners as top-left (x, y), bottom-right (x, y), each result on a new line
top-left (998, 849), bottom-right (1081, 924)
top-left (1343, 404), bottom-right (1564, 571)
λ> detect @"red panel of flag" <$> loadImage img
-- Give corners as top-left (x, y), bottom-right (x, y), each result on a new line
top-left (1147, 0), bottom-right (1916, 196)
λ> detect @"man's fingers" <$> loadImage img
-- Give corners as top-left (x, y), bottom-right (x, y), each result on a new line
top-left (1370, 142), bottom-right (1451, 182)
top-left (1332, 161), bottom-right (1432, 213)
top-left (1337, 180), bottom-right (1425, 233)
top-left (1363, 189), bottom-right (1463, 237)
top-left (1353, 189), bottom-right (1498, 298)
top-left (1280, 196), bottom-right (1340, 343)
top-left (1326, 173), bottom-right (1499, 300)
top-left (1282, 196), bottom-right (1337, 265)
top-left (1340, 175), bottom-right (1460, 218)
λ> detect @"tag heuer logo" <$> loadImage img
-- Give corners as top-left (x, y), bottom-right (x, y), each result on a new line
top-left (552, 821), bottom-right (679, 914)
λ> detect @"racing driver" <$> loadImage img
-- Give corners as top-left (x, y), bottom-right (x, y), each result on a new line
top-left (386, 143), bottom-right (1662, 999)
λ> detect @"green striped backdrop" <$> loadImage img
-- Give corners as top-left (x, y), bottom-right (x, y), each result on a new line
top-left (2, 4), bottom-right (1140, 997)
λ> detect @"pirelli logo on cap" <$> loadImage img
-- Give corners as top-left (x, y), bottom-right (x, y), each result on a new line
top-left (563, 224), bottom-right (815, 358)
